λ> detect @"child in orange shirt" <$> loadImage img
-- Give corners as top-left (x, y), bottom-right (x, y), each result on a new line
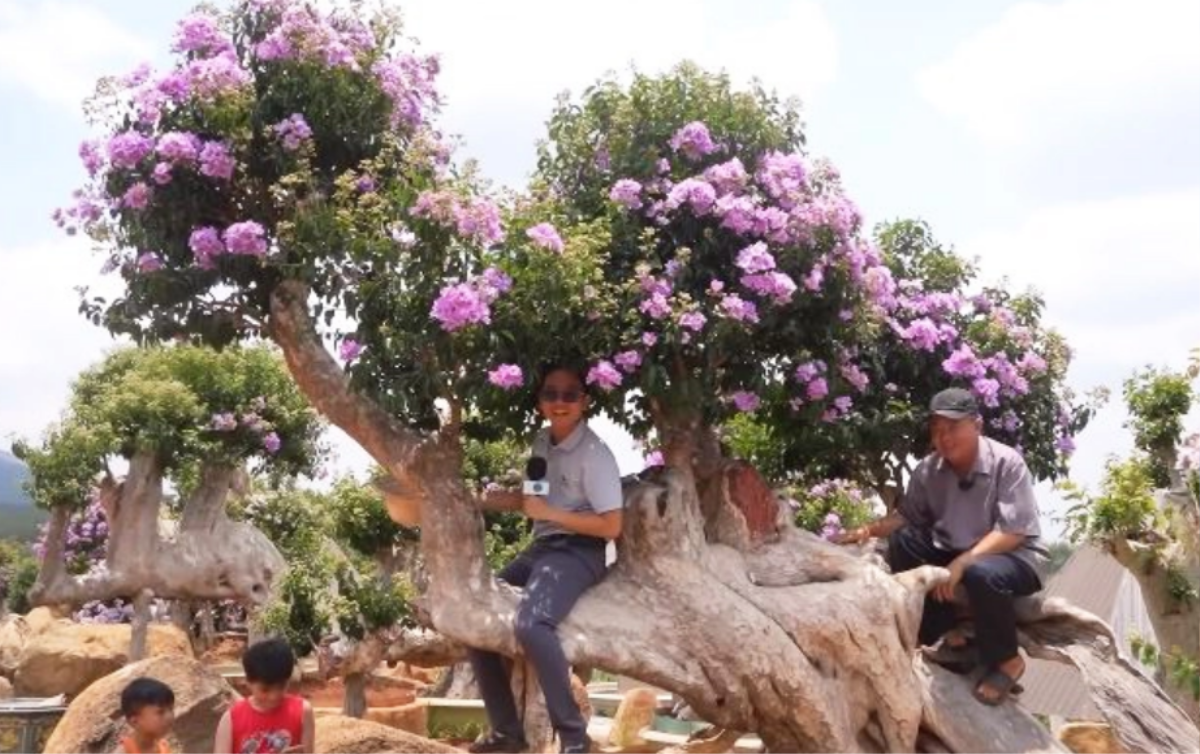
top-left (118, 677), bottom-right (174, 754)
top-left (213, 638), bottom-right (314, 754)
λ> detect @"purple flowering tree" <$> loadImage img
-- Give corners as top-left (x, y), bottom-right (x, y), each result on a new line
top-left (57, 3), bottom-right (1191, 750)
top-left (13, 345), bottom-right (322, 656)
top-left (727, 219), bottom-right (1098, 498)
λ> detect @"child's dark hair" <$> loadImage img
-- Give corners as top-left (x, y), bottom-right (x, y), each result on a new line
top-left (535, 361), bottom-right (589, 393)
top-left (242, 637), bottom-right (296, 686)
top-left (121, 677), bottom-right (175, 718)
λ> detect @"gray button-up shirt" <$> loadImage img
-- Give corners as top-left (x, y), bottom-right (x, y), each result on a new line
top-left (900, 437), bottom-right (1048, 573)
top-left (530, 422), bottom-right (624, 539)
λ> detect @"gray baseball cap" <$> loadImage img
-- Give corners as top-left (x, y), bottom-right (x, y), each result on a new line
top-left (929, 388), bottom-right (979, 420)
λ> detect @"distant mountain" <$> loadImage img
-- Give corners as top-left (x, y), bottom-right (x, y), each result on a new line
top-left (0, 449), bottom-right (46, 540)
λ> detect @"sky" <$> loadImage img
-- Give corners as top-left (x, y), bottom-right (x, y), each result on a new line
top-left (1, 0), bottom-right (1198, 538)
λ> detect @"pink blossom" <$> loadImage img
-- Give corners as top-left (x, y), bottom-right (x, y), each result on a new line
top-left (731, 391), bottom-right (761, 412)
top-left (526, 222), bottom-right (564, 253)
top-left (642, 332), bottom-right (658, 347)
top-left (136, 252), bottom-right (163, 273)
top-left (223, 221), bottom-right (268, 257)
top-left (263, 432), bottom-right (282, 455)
top-left (755, 151), bottom-right (807, 206)
top-left (107, 132), bottom-right (154, 170)
top-left (587, 361), bottom-right (623, 392)
top-left (614, 350), bottom-right (642, 373)
top-left (669, 121), bottom-right (717, 160)
top-left (666, 178), bottom-right (717, 216)
top-left (488, 364), bottom-right (524, 390)
top-left (719, 294), bottom-right (759, 323)
top-left (431, 282), bottom-right (491, 331)
top-left (189, 226), bottom-right (225, 269)
top-left (609, 179), bottom-right (643, 210)
top-left (152, 163), bottom-right (173, 185)
top-left (741, 271), bottom-right (797, 305)
top-left (339, 338), bottom-right (363, 363)
top-left (716, 194), bottom-right (757, 235)
top-left (943, 344), bottom-right (985, 379)
top-left (199, 141), bottom-right (235, 180)
top-left (640, 293), bottom-right (672, 320)
top-left (122, 182), bottom-right (151, 210)
top-left (840, 364), bottom-right (869, 393)
top-left (678, 311), bottom-right (707, 332)
top-left (703, 157), bottom-right (748, 195)
top-left (735, 242), bottom-right (776, 274)
top-left (807, 378), bottom-right (829, 401)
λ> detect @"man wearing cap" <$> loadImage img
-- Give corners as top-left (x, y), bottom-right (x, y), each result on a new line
top-left (838, 387), bottom-right (1046, 706)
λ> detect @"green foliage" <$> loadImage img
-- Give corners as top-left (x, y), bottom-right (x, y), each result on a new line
top-left (1066, 457), bottom-right (1159, 541)
top-left (1165, 562), bottom-right (1199, 607)
top-left (13, 345), bottom-right (324, 510)
top-left (234, 487), bottom-right (329, 558)
top-left (332, 560), bottom-right (414, 641)
top-left (328, 477), bottom-right (417, 558)
top-left (1130, 633), bottom-right (1200, 702)
top-left (722, 414), bottom-right (788, 484)
top-left (483, 512), bottom-right (533, 570)
top-left (257, 549), bottom-right (339, 655)
top-left (786, 479), bottom-right (876, 536)
top-left (1123, 364), bottom-right (1197, 485)
top-left (0, 539), bottom-right (39, 614)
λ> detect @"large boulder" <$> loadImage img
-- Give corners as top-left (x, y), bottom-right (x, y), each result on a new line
top-left (314, 714), bottom-right (459, 754)
top-left (42, 654), bottom-right (236, 754)
top-left (15, 622), bottom-right (192, 697)
top-left (0, 614), bottom-right (30, 679)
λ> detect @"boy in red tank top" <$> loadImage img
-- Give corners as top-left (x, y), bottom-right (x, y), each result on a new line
top-left (214, 638), bottom-right (314, 754)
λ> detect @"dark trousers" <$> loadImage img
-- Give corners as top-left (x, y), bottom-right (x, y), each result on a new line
top-left (468, 535), bottom-right (607, 748)
top-left (887, 525), bottom-right (1041, 667)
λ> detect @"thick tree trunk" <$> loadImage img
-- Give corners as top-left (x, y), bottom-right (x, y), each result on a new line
top-left (343, 673), bottom-right (368, 718)
top-left (30, 457), bottom-right (285, 609)
top-left (266, 280), bottom-right (1198, 753)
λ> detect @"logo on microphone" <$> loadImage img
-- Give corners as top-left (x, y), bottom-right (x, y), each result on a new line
top-left (523, 456), bottom-right (550, 497)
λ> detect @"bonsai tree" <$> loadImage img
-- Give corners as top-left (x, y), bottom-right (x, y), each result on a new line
top-left (13, 344), bottom-right (323, 656)
top-left (56, 2), bottom-right (1195, 750)
top-left (1066, 351), bottom-right (1200, 719)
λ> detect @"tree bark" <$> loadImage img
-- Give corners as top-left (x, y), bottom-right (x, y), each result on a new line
top-left (129, 588), bottom-right (153, 662)
top-left (264, 281), bottom-right (1198, 753)
top-left (31, 458), bottom-right (286, 609)
top-left (343, 672), bottom-right (368, 718)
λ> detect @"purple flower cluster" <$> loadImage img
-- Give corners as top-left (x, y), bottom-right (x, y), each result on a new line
top-left (609, 178), bottom-right (643, 210)
top-left (372, 54), bottom-right (441, 130)
top-left (488, 364), bottom-right (524, 390)
top-left (107, 132), bottom-right (154, 170)
top-left (189, 226), bottom-right (224, 269)
top-left (223, 221), bottom-right (269, 257)
top-left (614, 350), bottom-right (642, 373)
top-left (731, 391), bottom-right (761, 412)
top-left (669, 121), bottom-right (717, 161)
top-left (719, 294), bottom-right (759, 324)
top-left (430, 268), bottom-right (510, 332)
top-left (339, 338), bottom-right (363, 363)
top-left (199, 141), bottom-right (235, 180)
top-left (666, 178), bottom-right (717, 216)
top-left (172, 13), bottom-right (234, 56)
top-left (526, 222), bottom-right (564, 253)
top-left (412, 189), bottom-right (505, 247)
top-left (272, 113), bottom-right (313, 151)
top-left (755, 151), bottom-right (807, 207)
top-left (587, 361), bottom-right (623, 392)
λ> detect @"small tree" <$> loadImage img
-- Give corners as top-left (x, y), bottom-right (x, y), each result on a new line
top-left (1066, 351), bottom-right (1200, 718)
top-left (12, 345), bottom-right (323, 656)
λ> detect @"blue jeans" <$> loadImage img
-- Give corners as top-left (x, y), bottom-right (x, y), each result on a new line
top-left (468, 535), bottom-right (607, 748)
top-left (887, 526), bottom-right (1041, 667)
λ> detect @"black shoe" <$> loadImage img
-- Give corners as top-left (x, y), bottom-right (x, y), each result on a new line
top-left (468, 731), bottom-right (528, 754)
top-left (559, 740), bottom-right (592, 754)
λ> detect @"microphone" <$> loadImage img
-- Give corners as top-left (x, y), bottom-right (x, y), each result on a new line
top-left (958, 478), bottom-right (974, 491)
top-left (523, 457), bottom-right (550, 497)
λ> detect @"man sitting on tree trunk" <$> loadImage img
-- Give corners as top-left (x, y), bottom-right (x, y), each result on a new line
top-left (838, 387), bottom-right (1047, 706)
top-left (467, 364), bottom-right (625, 753)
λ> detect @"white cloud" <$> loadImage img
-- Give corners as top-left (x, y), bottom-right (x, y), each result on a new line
top-left (966, 188), bottom-right (1200, 372)
top-left (917, 0), bottom-right (1200, 147)
top-left (0, 0), bottom-right (151, 111)
top-left (0, 238), bottom-right (127, 444)
top-left (402, 0), bottom-right (837, 184)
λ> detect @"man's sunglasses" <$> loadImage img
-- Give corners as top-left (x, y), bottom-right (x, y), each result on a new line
top-left (539, 389), bottom-right (584, 404)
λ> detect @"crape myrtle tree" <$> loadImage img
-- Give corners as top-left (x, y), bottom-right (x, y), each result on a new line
top-left (724, 218), bottom-right (1092, 497)
top-left (12, 345), bottom-right (322, 657)
top-left (58, 1), bottom-right (1195, 750)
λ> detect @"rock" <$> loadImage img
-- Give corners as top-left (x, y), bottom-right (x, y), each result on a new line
top-left (1058, 722), bottom-right (1126, 753)
top-left (24, 606), bottom-right (67, 635)
top-left (15, 622), bottom-right (192, 697)
top-left (314, 714), bottom-right (459, 754)
top-left (608, 688), bottom-right (660, 748)
top-left (314, 703), bottom-right (430, 737)
top-left (0, 614), bottom-right (30, 679)
top-left (42, 654), bottom-right (237, 754)
top-left (0, 675), bottom-right (12, 699)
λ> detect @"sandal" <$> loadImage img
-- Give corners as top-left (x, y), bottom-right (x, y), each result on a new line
top-left (973, 666), bottom-right (1025, 706)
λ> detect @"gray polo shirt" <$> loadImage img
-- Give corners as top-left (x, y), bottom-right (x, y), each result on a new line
top-left (530, 422), bottom-right (624, 539)
top-left (900, 437), bottom-right (1048, 573)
